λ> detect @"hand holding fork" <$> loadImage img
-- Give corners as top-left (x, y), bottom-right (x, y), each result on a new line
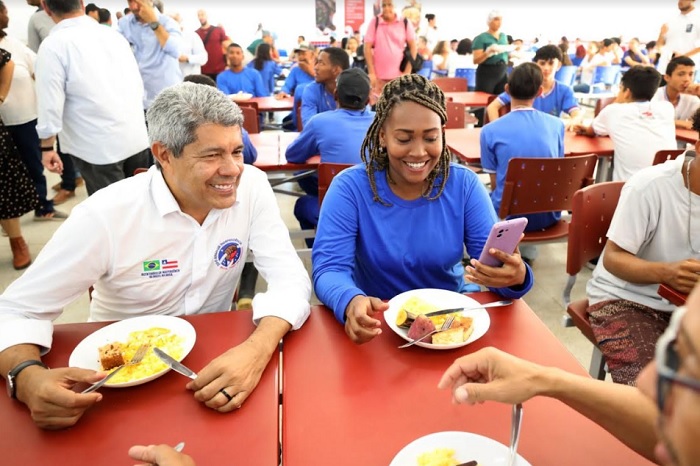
top-left (82, 344), bottom-right (149, 394)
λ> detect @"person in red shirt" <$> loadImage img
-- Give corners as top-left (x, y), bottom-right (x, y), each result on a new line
top-left (195, 9), bottom-right (230, 81)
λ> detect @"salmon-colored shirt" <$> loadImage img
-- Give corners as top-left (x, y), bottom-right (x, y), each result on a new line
top-left (364, 15), bottom-right (415, 80)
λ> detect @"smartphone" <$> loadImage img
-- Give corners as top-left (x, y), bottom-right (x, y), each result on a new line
top-left (478, 218), bottom-right (529, 267)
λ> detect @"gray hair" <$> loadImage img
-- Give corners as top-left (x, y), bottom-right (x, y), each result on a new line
top-left (147, 82), bottom-right (243, 158)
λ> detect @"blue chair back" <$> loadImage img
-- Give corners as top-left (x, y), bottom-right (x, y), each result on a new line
top-left (417, 60), bottom-right (433, 78)
top-left (571, 56), bottom-right (584, 67)
top-left (591, 65), bottom-right (621, 93)
top-left (454, 68), bottom-right (476, 91)
top-left (278, 49), bottom-right (288, 58)
top-left (555, 65), bottom-right (577, 87)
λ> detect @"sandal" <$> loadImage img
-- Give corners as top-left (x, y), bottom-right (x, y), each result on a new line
top-left (34, 210), bottom-right (69, 222)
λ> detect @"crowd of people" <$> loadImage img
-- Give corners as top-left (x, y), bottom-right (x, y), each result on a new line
top-left (1, 0), bottom-right (700, 465)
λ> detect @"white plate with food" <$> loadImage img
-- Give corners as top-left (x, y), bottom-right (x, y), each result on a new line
top-left (385, 289), bottom-right (490, 350)
top-left (229, 92), bottom-right (253, 102)
top-left (69, 315), bottom-right (196, 388)
top-left (390, 431), bottom-right (531, 466)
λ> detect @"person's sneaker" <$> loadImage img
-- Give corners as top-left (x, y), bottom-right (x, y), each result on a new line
top-left (52, 177), bottom-right (83, 192)
top-left (34, 210), bottom-right (69, 221)
top-left (52, 189), bottom-right (75, 205)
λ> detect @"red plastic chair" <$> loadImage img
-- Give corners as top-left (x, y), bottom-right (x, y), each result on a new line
top-left (318, 163), bottom-right (353, 206)
top-left (445, 101), bottom-right (465, 129)
top-left (239, 106), bottom-right (260, 134)
top-left (562, 181), bottom-right (625, 379)
top-left (594, 96), bottom-right (616, 117)
top-left (652, 149), bottom-right (684, 166)
top-left (498, 154), bottom-right (598, 243)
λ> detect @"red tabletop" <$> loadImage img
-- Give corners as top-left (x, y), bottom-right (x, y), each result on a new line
top-left (282, 293), bottom-right (653, 466)
top-left (250, 132), bottom-right (319, 171)
top-left (658, 284), bottom-right (689, 306)
top-left (446, 128), bottom-right (615, 164)
top-left (444, 91), bottom-right (493, 107)
top-left (0, 312), bottom-right (279, 466)
top-left (248, 96), bottom-right (294, 112)
top-left (675, 128), bottom-right (697, 144)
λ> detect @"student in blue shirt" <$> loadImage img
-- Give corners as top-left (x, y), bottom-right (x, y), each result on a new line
top-left (247, 43), bottom-right (281, 95)
top-left (216, 43), bottom-right (267, 97)
top-left (480, 62), bottom-right (565, 260)
top-left (286, 68), bottom-right (375, 238)
top-left (486, 45), bottom-right (582, 128)
top-left (313, 75), bottom-right (533, 343)
top-left (277, 43), bottom-right (316, 131)
top-left (300, 47), bottom-right (349, 126)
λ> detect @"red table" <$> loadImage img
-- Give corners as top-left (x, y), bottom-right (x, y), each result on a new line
top-left (658, 284), bottom-right (689, 306)
top-left (248, 96), bottom-right (294, 112)
top-left (675, 128), bottom-right (697, 144)
top-left (282, 293), bottom-right (653, 466)
top-left (444, 91), bottom-right (493, 107)
top-left (0, 312), bottom-right (280, 466)
top-left (446, 128), bottom-right (615, 165)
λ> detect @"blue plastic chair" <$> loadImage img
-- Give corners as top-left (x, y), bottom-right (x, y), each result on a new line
top-left (590, 65), bottom-right (621, 94)
top-left (417, 60), bottom-right (433, 79)
top-left (571, 56), bottom-right (584, 67)
top-left (454, 68), bottom-right (476, 91)
top-left (555, 65), bottom-right (577, 87)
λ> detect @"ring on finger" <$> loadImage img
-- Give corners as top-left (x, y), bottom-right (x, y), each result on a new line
top-left (219, 388), bottom-right (234, 402)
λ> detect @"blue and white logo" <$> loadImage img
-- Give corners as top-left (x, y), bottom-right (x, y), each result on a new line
top-left (214, 239), bottom-right (243, 269)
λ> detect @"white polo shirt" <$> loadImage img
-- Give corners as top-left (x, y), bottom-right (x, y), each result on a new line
top-left (592, 100), bottom-right (676, 181)
top-left (653, 85), bottom-right (700, 121)
top-left (0, 165), bottom-right (311, 354)
top-left (35, 16), bottom-right (148, 164)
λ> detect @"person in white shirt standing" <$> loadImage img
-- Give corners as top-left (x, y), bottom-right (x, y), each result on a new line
top-left (36, 0), bottom-right (151, 196)
top-left (168, 11), bottom-right (207, 78)
top-left (0, 82), bottom-right (311, 430)
top-left (657, 0), bottom-right (700, 73)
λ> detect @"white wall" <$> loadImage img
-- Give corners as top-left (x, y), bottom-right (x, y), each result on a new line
top-left (6, 0), bottom-right (675, 53)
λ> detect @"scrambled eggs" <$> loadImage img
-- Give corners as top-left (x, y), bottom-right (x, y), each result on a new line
top-left (106, 327), bottom-right (184, 384)
top-left (417, 448), bottom-right (459, 466)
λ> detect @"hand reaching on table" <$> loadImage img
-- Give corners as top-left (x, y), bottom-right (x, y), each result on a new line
top-left (344, 295), bottom-right (388, 344)
top-left (663, 258), bottom-right (700, 294)
top-left (129, 444), bottom-right (195, 466)
top-left (18, 366), bottom-right (104, 429)
top-left (465, 246), bottom-right (527, 290)
top-left (438, 347), bottom-right (548, 405)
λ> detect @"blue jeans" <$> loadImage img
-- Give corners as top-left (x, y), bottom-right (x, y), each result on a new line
top-left (6, 119), bottom-right (54, 215)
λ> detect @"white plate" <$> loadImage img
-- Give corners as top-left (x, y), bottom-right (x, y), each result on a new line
top-left (385, 289), bottom-right (490, 350)
top-left (68, 315), bottom-right (196, 388)
top-left (390, 431), bottom-right (531, 466)
top-left (229, 92), bottom-right (253, 102)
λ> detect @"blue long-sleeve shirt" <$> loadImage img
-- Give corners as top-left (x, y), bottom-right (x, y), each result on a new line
top-left (313, 164), bottom-right (534, 323)
top-left (247, 59), bottom-right (281, 95)
top-left (241, 128), bottom-right (257, 164)
top-left (285, 108), bottom-right (374, 165)
top-left (281, 65), bottom-right (314, 95)
top-left (118, 13), bottom-right (184, 109)
top-left (216, 67), bottom-right (267, 97)
top-left (301, 81), bottom-right (337, 126)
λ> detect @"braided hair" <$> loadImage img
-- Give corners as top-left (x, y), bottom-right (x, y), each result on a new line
top-left (360, 74), bottom-right (451, 206)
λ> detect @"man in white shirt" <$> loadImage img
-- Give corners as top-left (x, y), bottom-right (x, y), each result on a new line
top-left (657, 0), bottom-right (700, 73)
top-left (653, 55), bottom-right (700, 130)
top-left (575, 66), bottom-right (676, 181)
top-left (168, 12), bottom-right (207, 77)
top-left (36, 0), bottom-right (150, 196)
top-left (0, 82), bottom-right (311, 430)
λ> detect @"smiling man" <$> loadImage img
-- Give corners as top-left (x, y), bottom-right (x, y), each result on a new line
top-left (0, 83), bottom-right (311, 429)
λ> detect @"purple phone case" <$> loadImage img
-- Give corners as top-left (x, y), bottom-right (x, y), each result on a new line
top-left (478, 218), bottom-right (528, 267)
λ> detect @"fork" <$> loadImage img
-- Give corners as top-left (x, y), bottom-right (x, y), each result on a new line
top-left (398, 314), bottom-right (456, 348)
top-left (82, 344), bottom-right (150, 394)
top-left (508, 403), bottom-right (523, 466)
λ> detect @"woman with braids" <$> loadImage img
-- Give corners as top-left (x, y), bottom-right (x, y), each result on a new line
top-left (312, 74), bottom-right (533, 344)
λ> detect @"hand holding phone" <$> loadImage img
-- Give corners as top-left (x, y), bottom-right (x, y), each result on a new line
top-left (478, 218), bottom-right (528, 267)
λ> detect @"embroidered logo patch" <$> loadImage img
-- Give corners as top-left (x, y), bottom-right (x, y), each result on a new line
top-left (141, 259), bottom-right (180, 278)
top-left (214, 239), bottom-right (242, 269)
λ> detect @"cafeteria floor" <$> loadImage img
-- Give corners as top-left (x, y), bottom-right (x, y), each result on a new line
top-left (0, 164), bottom-right (600, 376)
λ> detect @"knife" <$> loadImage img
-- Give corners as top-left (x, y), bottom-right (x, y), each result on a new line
top-left (422, 300), bottom-right (513, 318)
top-left (154, 347), bottom-right (198, 380)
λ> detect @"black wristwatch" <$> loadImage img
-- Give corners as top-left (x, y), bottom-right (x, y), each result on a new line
top-left (6, 360), bottom-right (47, 399)
top-left (149, 21), bottom-right (160, 31)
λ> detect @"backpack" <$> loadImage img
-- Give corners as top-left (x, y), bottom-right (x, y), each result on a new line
top-left (373, 16), bottom-right (423, 74)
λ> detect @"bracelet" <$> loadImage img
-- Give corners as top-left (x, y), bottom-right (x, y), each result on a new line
top-left (41, 146), bottom-right (54, 152)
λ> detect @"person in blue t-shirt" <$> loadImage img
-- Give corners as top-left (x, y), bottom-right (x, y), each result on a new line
top-left (216, 43), bottom-right (267, 97)
top-left (247, 43), bottom-right (281, 95)
top-left (313, 74), bottom-right (533, 343)
top-left (277, 43), bottom-right (316, 131)
top-left (480, 62), bottom-right (565, 261)
top-left (486, 44), bottom-right (582, 128)
top-left (300, 47), bottom-right (349, 127)
top-left (286, 68), bottom-right (375, 240)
